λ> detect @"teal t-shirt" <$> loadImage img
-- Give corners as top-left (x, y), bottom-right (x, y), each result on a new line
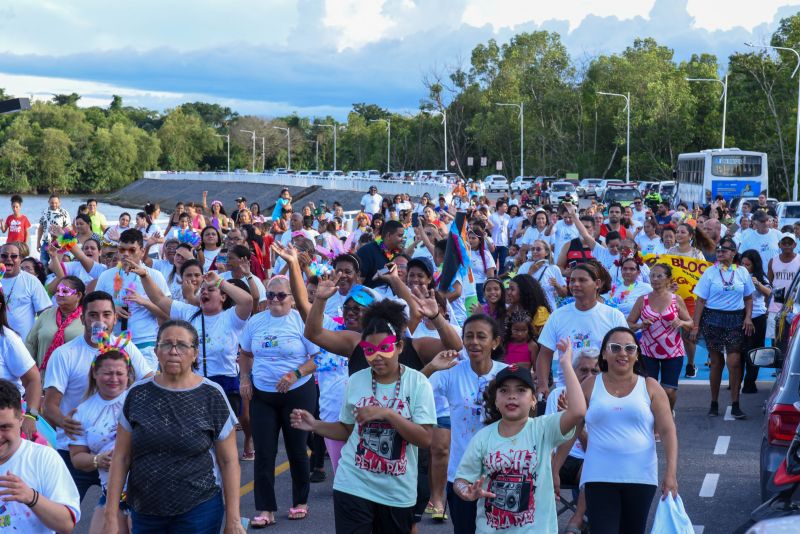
top-left (333, 366), bottom-right (437, 507)
top-left (456, 413), bottom-right (574, 533)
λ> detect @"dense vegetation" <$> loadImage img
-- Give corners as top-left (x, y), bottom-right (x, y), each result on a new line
top-left (3, 14), bottom-right (800, 197)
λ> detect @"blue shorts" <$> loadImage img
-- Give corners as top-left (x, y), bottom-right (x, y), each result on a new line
top-left (643, 356), bottom-right (683, 390)
top-left (436, 416), bottom-right (451, 430)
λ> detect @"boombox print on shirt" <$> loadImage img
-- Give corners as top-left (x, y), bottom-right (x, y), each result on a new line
top-left (483, 449), bottom-right (539, 529)
top-left (354, 395), bottom-right (410, 476)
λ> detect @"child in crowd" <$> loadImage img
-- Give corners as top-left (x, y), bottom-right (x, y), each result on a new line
top-left (503, 310), bottom-right (539, 369)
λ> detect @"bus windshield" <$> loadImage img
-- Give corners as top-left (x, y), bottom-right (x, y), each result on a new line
top-left (712, 155), bottom-right (762, 177)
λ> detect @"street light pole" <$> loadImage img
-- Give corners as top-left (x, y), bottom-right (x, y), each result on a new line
top-left (214, 133), bottom-right (230, 173)
top-left (272, 126), bottom-right (291, 170)
top-left (260, 137), bottom-right (265, 172)
top-left (318, 123), bottom-right (338, 171)
top-left (747, 42), bottom-right (800, 201)
top-left (430, 110), bottom-right (448, 170)
top-left (494, 102), bottom-right (523, 177)
top-left (686, 75), bottom-right (728, 148)
top-left (239, 130), bottom-right (256, 172)
top-left (597, 91), bottom-right (631, 182)
top-left (369, 119), bottom-right (391, 173)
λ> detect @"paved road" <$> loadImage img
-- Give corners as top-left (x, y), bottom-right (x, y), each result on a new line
top-left (72, 382), bottom-right (771, 533)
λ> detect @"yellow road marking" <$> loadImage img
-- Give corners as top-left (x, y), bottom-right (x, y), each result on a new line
top-left (240, 451), bottom-right (311, 496)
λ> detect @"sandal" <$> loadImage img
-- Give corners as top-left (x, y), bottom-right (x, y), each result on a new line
top-left (424, 501), bottom-right (436, 514)
top-left (251, 514), bottom-right (275, 529)
top-left (431, 508), bottom-right (448, 521)
top-left (241, 450), bottom-right (255, 461)
top-left (288, 506), bottom-right (308, 520)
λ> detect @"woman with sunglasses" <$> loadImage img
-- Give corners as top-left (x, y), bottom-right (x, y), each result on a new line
top-left (691, 237), bottom-right (755, 419)
top-left (580, 327), bottom-right (678, 533)
top-left (239, 275), bottom-right (319, 527)
top-left (627, 264), bottom-right (692, 411)
top-left (290, 300), bottom-right (436, 534)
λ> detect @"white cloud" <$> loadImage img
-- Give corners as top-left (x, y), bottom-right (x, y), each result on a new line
top-left (687, 0), bottom-right (800, 31)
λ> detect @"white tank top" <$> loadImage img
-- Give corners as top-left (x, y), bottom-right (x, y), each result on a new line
top-left (768, 255), bottom-right (800, 313)
top-left (580, 374), bottom-right (658, 487)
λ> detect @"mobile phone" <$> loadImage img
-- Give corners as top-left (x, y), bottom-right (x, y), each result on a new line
top-left (374, 266), bottom-right (391, 279)
top-left (412, 212), bottom-right (420, 227)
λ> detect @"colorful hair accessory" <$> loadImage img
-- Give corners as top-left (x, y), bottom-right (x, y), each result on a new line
top-left (309, 261), bottom-right (332, 277)
top-left (345, 285), bottom-right (379, 308)
top-left (94, 331), bottom-right (133, 367)
top-left (0, 263), bottom-right (5, 279)
top-left (55, 231), bottom-right (78, 254)
top-left (177, 229), bottom-right (200, 247)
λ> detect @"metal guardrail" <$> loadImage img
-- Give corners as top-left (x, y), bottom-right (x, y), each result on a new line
top-left (142, 171), bottom-right (453, 198)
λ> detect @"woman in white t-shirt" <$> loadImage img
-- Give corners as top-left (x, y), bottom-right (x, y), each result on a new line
top-left (690, 237), bottom-right (755, 419)
top-left (518, 239), bottom-right (567, 311)
top-left (634, 218), bottom-right (664, 256)
top-left (198, 226), bottom-right (223, 272)
top-left (238, 275), bottom-right (319, 527)
top-left (467, 228), bottom-right (496, 304)
top-left (602, 256), bottom-right (652, 318)
top-left (69, 348), bottom-right (133, 534)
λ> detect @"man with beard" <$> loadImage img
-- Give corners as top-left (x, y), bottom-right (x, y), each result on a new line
top-left (599, 202), bottom-right (627, 242)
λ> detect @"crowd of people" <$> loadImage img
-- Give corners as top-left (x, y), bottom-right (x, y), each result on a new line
top-left (0, 182), bottom-right (790, 533)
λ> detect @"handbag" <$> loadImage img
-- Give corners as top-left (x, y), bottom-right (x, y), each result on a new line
top-left (650, 494), bottom-right (693, 534)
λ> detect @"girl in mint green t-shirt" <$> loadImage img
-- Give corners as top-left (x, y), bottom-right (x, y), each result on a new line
top-left (290, 300), bottom-right (436, 533)
top-left (454, 337), bottom-right (585, 533)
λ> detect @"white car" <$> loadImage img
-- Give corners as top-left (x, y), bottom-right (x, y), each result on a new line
top-left (577, 178), bottom-right (603, 198)
top-left (594, 179), bottom-right (625, 199)
top-left (547, 181), bottom-right (579, 204)
top-left (777, 202), bottom-right (800, 228)
top-left (510, 176), bottom-right (535, 192)
top-left (484, 175), bottom-right (509, 192)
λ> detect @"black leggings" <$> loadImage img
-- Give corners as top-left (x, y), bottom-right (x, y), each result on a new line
top-left (308, 382), bottom-right (327, 470)
top-left (584, 482), bottom-right (657, 534)
top-left (250, 379), bottom-right (316, 511)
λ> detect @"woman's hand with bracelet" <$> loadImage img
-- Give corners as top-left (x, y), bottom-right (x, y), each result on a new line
top-left (276, 370), bottom-right (300, 393)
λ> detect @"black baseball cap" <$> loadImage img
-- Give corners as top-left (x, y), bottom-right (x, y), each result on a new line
top-left (495, 365), bottom-right (535, 390)
top-left (235, 196), bottom-right (247, 203)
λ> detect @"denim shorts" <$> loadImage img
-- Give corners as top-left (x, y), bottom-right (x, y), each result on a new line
top-left (643, 356), bottom-right (683, 390)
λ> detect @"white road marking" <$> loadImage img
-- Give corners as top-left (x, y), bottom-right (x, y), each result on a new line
top-left (699, 473), bottom-right (719, 497)
top-left (693, 526), bottom-right (704, 534)
top-left (714, 435), bottom-right (731, 455)
top-left (724, 405), bottom-right (734, 421)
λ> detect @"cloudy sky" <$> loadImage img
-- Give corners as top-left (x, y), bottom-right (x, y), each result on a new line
top-left (1, 0), bottom-right (799, 119)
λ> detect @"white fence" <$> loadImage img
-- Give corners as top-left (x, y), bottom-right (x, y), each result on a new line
top-left (142, 171), bottom-right (453, 198)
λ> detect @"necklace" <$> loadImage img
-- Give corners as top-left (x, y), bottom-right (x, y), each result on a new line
top-left (2, 275), bottom-right (19, 303)
top-left (717, 263), bottom-right (737, 287)
top-left (371, 365), bottom-right (404, 406)
top-left (375, 237), bottom-right (400, 261)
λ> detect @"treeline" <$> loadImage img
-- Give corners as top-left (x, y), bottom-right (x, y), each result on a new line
top-left (2, 13), bottom-right (800, 196)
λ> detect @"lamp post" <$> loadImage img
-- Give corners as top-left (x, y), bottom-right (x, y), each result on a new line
top-left (597, 91), bottom-right (631, 182)
top-left (686, 75), bottom-right (728, 149)
top-left (259, 137), bottom-right (265, 172)
top-left (494, 102), bottom-right (523, 177)
top-left (318, 123), bottom-right (338, 171)
top-left (429, 110), bottom-right (448, 170)
top-left (747, 42), bottom-right (800, 201)
top-left (214, 133), bottom-right (230, 173)
top-left (239, 129), bottom-right (256, 172)
top-left (273, 126), bottom-right (291, 170)
top-left (369, 119), bottom-right (391, 173)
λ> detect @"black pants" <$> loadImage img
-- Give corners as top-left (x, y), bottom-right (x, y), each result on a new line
top-left (446, 481), bottom-right (477, 534)
top-left (58, 449), bottom-right (100, 502)
top-left (584, 482), bottom-right (657, 534)
top-left (250, 379), bottom-right (316, 511)
top-left (308, 382), bottom-right (327, 471)
top-left (744, 313), bottom-right (767, 388)
top-left (333, 490), bottom-right (415, 534)
top-left (414, 448), bottom-right (430, 523)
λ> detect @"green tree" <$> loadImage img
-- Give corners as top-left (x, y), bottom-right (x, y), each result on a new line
top-left (29, 128), bottom-right (75, 193)
top-left (157, 109), bottom-right (220, 170)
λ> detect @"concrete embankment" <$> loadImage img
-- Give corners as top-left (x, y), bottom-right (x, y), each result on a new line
top-left (102, 178), bottom-right (389, 213)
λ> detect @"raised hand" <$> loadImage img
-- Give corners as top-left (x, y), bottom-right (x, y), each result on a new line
top-left (411, 285), bottom-right (439, 319)
top-left (427, 350), bottom-right (460, 372)
top-left (315, 272), bottom-right (341, 300)
top-left (556, 337), bottom-right (573, 370)
top-left (271, 242), bottom-right (299, 264)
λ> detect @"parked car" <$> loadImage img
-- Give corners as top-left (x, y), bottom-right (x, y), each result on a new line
top-left (594, 179), bottom-right (625, 199)
top-left (577, 178), bottom-right (603, 198)
top-left (484, 175), bottom-right (509, 192)
top-left (599, 185), bottom-right (642, 207)
top-left (637, 180), bottom-right (658, 194)
top-left (778, 202), bottom-right (800, 228)
top-left (731, 197), bottom-right (780, 218)
top-left (547, 181), bottom-right (579, 205)
top-left (510, 176), bottom-right (535, 192)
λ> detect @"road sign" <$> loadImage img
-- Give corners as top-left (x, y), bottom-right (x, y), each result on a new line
top-left (481, 157), bottom-right (487, 167)
top-left (496, 161), bottom-right (503, 170)
top-left (467, 157), bottom-right (474, 166)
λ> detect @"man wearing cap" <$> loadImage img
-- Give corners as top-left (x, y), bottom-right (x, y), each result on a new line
top-left (360, 186), bottom-right (382, 217)
top-left (766, 233), bottom-right (800, 345)
top-left (230, 197), bottom-right (247, 226)
top-left (740, 211), bottom-right (781, 270)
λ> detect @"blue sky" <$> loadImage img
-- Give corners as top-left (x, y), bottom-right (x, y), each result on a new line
top-left (1, 0), bottom-right (799, 119)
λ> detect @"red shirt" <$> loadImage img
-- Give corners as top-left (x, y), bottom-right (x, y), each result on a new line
top-left (599, 223), bottom-right (627, 241)
top-left (5, 214), bottom-right (31, 244)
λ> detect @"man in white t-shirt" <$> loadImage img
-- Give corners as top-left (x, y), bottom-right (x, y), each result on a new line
top-left (360, 186), bottom-right (383, 216)
top-left (631, 198), bottom-right (648, 224)
top-left (42, 291), bottom-right (154, 501)
top-left (0, 379), bottom-right (80, 534)
top-left (740, 211), bottom-right (781, 270)
top-left (0, 243), bottom-right (51, 338)
top-left (488, 200), bottom-right (511, 273)
top-left (95, 229), bottom-right (169, 367)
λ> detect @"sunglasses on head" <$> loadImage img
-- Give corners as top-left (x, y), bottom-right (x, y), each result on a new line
top-left (359, 335), bottom-right (397, 359)
top-left (266, 291), bottom-right (291, 302)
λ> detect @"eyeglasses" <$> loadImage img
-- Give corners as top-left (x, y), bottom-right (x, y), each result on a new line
top-left (0, 253), bottom-right (19, 260)
top-left (716, 246), bottom-right (736, 253)
top-left (55, 285), bottom-right (78, 297)
top-left (118, 246), bottom-right (138, 255)
top-left (531, 247), bottom-right (544, 252)
top-left (606, 343), bottom-right (639, 355)
top-left (266, 291), bottom-right (291, 301)
top-left (156, 342), bottom-right (195, 354)
top-left (343, 305), bottom-right (362, 315)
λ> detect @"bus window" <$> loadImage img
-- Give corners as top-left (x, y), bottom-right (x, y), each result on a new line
top-left (712, 155), bottom-right (762, 177)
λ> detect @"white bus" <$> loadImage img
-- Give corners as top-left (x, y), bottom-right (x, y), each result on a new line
top-left (675, 148), bottom-right (768, 207)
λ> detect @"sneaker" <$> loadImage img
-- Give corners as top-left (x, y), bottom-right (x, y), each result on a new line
top-left (310, 470), bottom-right (326, 483)
top-left (708, 401), bottom-right (719, 417)
top-left (731, 404), bottom-right (747, 419)
top-left (685, 364), bottom-right (697, 378)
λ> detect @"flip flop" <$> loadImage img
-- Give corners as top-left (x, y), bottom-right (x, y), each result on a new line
top-left (424, 501), bottom-right (436, 514)
top-left (288, 507), bottom-right (308, 520)
top-left (241, 450), bottom-right (255, 461)
top-left (251, 514), bottom-right (275, 529)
